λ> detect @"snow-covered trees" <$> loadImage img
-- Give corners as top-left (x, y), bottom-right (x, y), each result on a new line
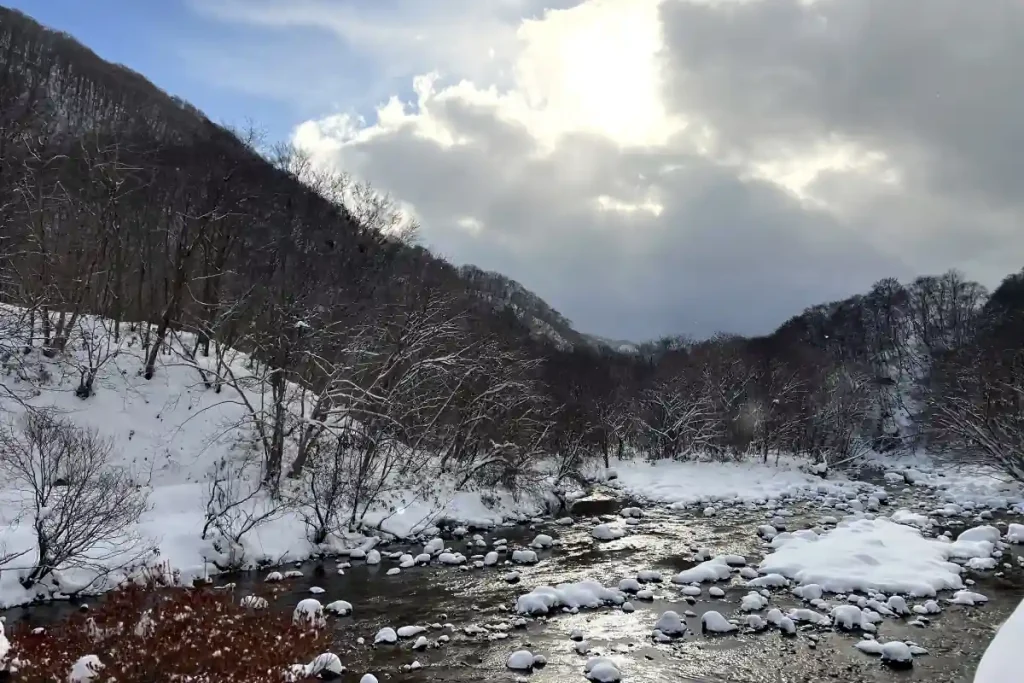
top-left (0, 410), bottom-right (149, 588)
top-left (927, 346), bottom-right (1024, 480)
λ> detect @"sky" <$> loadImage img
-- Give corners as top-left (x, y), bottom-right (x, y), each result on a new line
top-left (10, 0), bottom-right (1024, 341)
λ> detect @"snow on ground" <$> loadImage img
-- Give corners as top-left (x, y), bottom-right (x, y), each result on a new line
top-left (862, 451), bottom-right (1024, 510)
top-left (0, 316), bottom-right (551, 608)
top-left (607, 457), bottom-right (873, 507)
top-left (759, 517), bottom-right (994, 597)
top-left (974, 597), bottom-right (1024, 682)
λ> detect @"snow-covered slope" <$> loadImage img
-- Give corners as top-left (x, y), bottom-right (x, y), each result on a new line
top-left (0, 313), bottom-right (548, 607)
top-left (974, 597), bottom-right (1024, 683)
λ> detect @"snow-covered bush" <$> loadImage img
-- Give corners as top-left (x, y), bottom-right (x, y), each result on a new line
top-left (201, 452), bottom-right (285, 570)
top-left (0, 410), bottom-right (150, 588)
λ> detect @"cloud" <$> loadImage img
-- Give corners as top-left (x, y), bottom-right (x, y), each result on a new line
top-left (282, 0), bottom-right (1023, 341)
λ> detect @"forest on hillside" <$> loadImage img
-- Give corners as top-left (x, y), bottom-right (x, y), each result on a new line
top-left (1, 2), bottom-right (1023, 514)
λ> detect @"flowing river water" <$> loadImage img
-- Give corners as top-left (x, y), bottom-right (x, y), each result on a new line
top-left (4, 481), bottom-right (1022, 683)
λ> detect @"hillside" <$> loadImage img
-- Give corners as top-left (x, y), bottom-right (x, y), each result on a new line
top-left (0, 5), bottom-right (574, 357)
top-left (0, 311), bottom-right (556, 607)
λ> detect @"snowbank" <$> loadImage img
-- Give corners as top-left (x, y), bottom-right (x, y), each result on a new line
top-left (608, 457), bottom-right (873, 507)
top-left (974, 598), bottom-right (1024, 683)
top-left (760, 518), bottom-right (974, 597)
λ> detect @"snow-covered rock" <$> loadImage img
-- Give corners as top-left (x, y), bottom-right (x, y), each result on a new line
top-left (439, 552), bottom-right (467, 565)
top-left (950, 590), bottom-right (988, 606)
top-left (374, 627), bottom-right (398, 645)
top-left (293, 599), bottom-right (325, 628)
top-left (506, 650), bottom-right (539, 670)
top-left (747, 574), bottom-right (789, 589)
top-left (516, 581), bottom-right (625, 615)
top-left (68, 655), bottom-right (105, 683)
top-left (585, 657), bottom-right (622, 682)
top-left (531, 534), bottom-right (554, 549)
top-left (512, 550), bottom-right (539, 564)
top-left (653, 610), bottom-right (687, 637)
top-left (305, 653), bottom-right (344, 678)
top-left (831, 605), bottom-right (874, 632)
top-left (397, 625), bottom-right (426, 638)
top-left (591, 524), bottom-right (625, 541)
top-left (672, 556), bottom-right (732, 584)
top-left (240, 595), bottom-right (269, 609)
top-left (325, 600), bottom-right (353, 616)
top-left (880, 641), bottom-right (914, 667)
top-left (701, 611), bottom-right (737, 633)
top-left (740, 592), bottom-right (768, 611)
top-left (618, 578), bottom-right (641, 593)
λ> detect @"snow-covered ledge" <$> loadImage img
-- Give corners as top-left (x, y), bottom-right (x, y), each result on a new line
top-left (973, 597), bottom-right (1024, 683)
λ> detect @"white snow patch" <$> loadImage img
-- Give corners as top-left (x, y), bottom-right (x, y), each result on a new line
top-left (760, 518), bottom-right (968, 597)
top-left (974, 596), bottom-right (1024, 682)
top-left (516, 581), bottom-right (625, 615)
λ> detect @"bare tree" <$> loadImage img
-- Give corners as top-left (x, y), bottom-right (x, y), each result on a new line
top-left (927, 347), bottom-right (1024, 480)
top-left (0, 410), bottom-right (150, 588)
top-left (201, 450), bottom-right (286, 570)
top-left (70, 315), bottom-right (126, 398)
top-left (636, 377), bottom-right (718, 460)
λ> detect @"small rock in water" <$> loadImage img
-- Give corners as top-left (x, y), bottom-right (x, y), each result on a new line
top-left (653, 611), bottom-right (687, 637)
top-left (374, 627), bottom-right (398, 645)
top-left (701, 610), bottom-right (737, 634)
top-left (506, 650), bottom-right (539, 671)
top-left (585, 657), bottom-right (622, 682)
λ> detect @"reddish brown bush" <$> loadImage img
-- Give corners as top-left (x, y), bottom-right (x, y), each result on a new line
top-left (7, 583), bottom-right (331, 682)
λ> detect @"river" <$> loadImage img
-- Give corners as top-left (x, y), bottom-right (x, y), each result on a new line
top-left (4, 480), bottom-right (1021, 683)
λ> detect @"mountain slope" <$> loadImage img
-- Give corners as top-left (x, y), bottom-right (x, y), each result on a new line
top-left (0, 311), bottom-right (551, 607)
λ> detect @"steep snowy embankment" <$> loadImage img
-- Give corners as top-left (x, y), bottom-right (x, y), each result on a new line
top-left (0, 316), bottom-right (548, 607)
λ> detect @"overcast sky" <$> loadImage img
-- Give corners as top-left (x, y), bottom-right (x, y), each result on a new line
top-left (17, 0), bottom-right (1024, 341)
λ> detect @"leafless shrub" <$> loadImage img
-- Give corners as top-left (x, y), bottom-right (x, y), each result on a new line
top-left (71, 315), bottom-right (126, 398)
top-left (201, 449), bottom-right (286, 570)
top-left (0, 410), bottom-right (151, 589)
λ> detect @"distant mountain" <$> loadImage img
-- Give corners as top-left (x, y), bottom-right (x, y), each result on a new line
top-left (457, 265), bottom-right (639, 352)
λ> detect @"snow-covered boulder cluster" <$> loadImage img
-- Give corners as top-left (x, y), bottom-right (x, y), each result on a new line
top-left (757, 518), bottom-right (1000, 597)
top-left (517, 581), bottom-right (626, 615)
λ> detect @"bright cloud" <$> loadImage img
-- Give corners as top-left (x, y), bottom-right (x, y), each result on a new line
top-left (197, 0), bottom-right (1024, 340)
